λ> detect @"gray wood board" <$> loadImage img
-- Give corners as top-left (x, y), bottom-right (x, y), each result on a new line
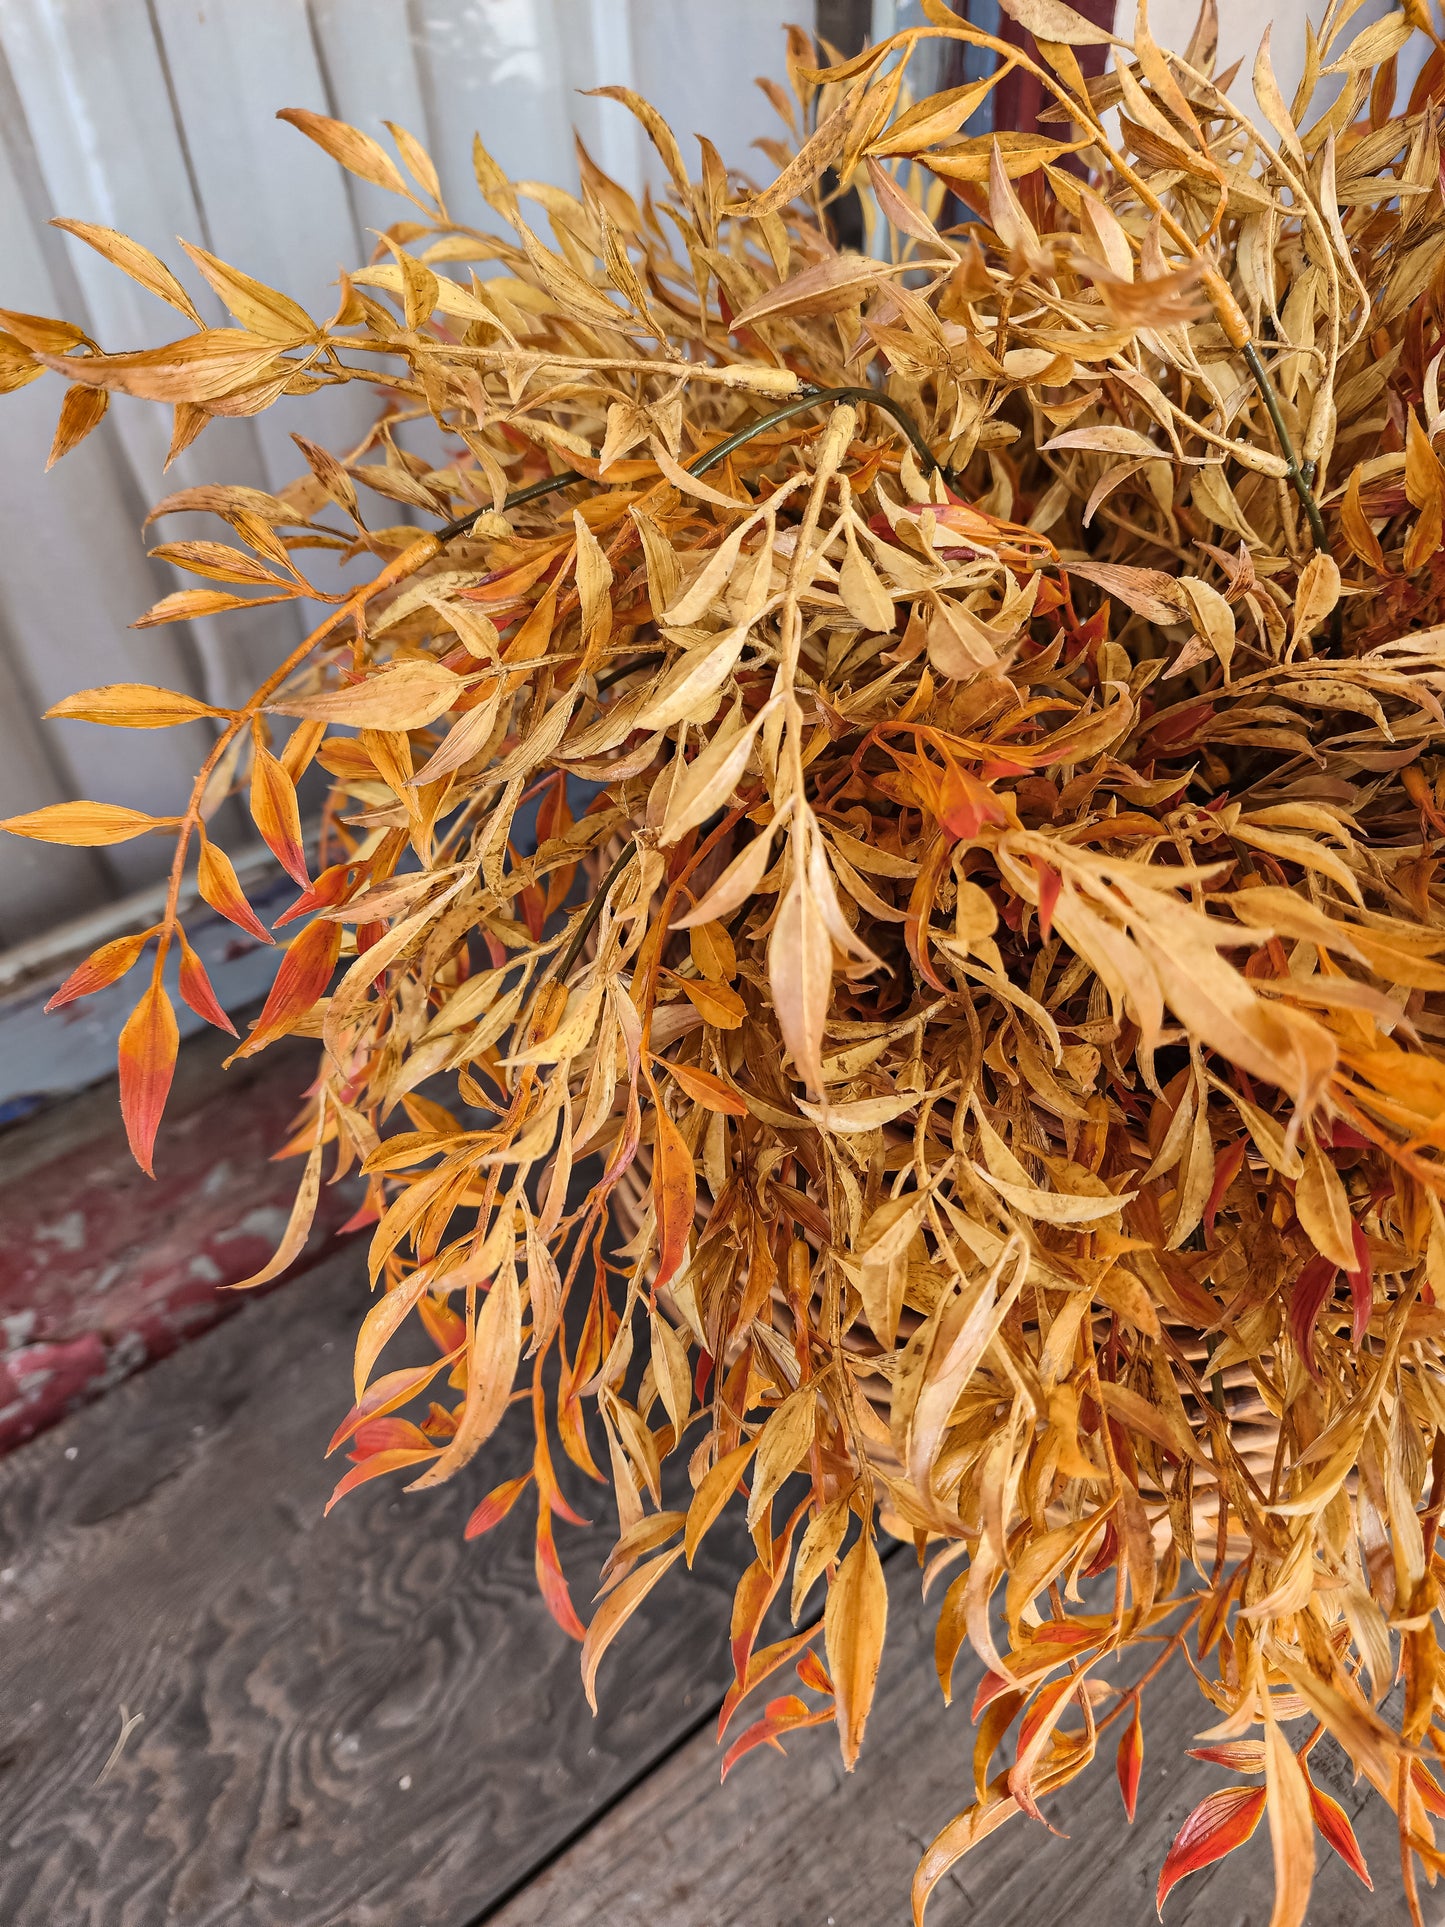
top-left (0, 1248), bottom-right (745, 1927)
top-left (488, 1552), bottom-right (1428, 1927)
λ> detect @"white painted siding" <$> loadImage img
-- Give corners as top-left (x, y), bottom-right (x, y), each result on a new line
top-left (0, 0), bottom-right (807, 946)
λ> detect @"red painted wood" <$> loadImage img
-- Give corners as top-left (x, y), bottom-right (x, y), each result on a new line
top-left (0, 1034), bottom-right (358, 1452)
top-left (991, 0), bottom-right (1117, 139)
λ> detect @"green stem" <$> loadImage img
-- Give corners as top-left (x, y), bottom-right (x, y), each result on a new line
top-left (1241, 341), bottom-right (1329, 556)
top-left (554, 838), bottom-right (635, 983)
top-left (433, 383), bottom-right (950, 547)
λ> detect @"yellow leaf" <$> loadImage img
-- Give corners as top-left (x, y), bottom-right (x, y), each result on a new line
top-left (672, 974), bottom-right (746, 1030)
top-left (825, 1528), bottom-right (887, 1770)
top-left (685, 1440), bottom-right (757, 1565)
top-left (1295, 1134), bottom-right (1358, 1270)
top-left (177, 240), bottom-right (318, 343)
top-left (269, 660), bottom-right (464, 731)
top-left (51, 218), bottom-right (203, 325)
top-left (1264, 1710), bottom-right (1315, 1927)
top-left (46, 683), bottom-right (226, 729)
top-left (839, 524), bottom-right (897, 631)
top-left (1, 801), bottom-right (174, 846)
top-left (746, 1387), bottom-right (816, 1528)
top-left (581, 1546), bottom-right (686, 1711)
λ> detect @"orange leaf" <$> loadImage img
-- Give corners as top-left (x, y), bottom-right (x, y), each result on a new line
top-left (45, 682), bottom-right (225, 728)
top-left (347, 1415), bottom-right (431, 1458)
top-left (118, 980), bottom-right (179, 1176)
top-left (1306, 1774), bottom-right (1372, 1888)
top-left (197, 835), bottom-right (275, 944)
top-left (670, 973), bottom-right (746, 1029)
top-left (465, 1472), bottom-right (534, 1540)
top-left (536, 1508), bottom-right (586, 1640)
top-left (249, 741), bottom-right (309, 886)
top-left (130, 588), bottom-right (296, 628)
top-left (46, 929), bottom-right (150, 1010)
top-left (721, 1693), bottom-right (834, 1779)
top-left (326, 1355), bottom-right (461, 1456)
top-left (936, 760), bottom-right (1007, 842)
top-left (1117, 1702), bottom-right (1144, 1822)
top-left (324, 1445), bottom-right (437, 1516)
top-left (664, 1058), bottom-right (748, 1116)
top-left (47, 383), bottom-right (109, 468)
top-left (649, 1076), bottom-right (696, 1294)
top-left (177, 927), bottom-right (235, 1034)
top-left (277, 107), bottom-right (412, 199)
top-left (825, 1529), bottom-right (887, 1771)
top-left (231, 917), bottom-right (340, 1058)
top-left (685, 1439), bottom-right (758, 1565)
top-left (581, 1545), bottom-right (685, 1711)
top-left (1157, 1786), bottom-right (1267, 1915)
top-left (1, 800), bottom-right (174, 846)
top-left (273, 860), bottom-right (355, 927)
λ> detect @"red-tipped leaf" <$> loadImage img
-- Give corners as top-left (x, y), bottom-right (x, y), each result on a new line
top-left (1288, 1255), bottom-right (1337, 1383)
top-left (1157, 1785), bottom-right (1267, 1915)
top-left (324, 1445), bottom-right (437, 1515)
top-left (273, 861), bottom-right (355, 926)
top-left (196, 835), bottom-right (275, 944)
top-left (1117, 1702), bottom-right (1144, 1822)
top-left (249, 740), bottom-right (309, 886)
top-left (47, 928), bottom-right (150, 1010)
top-left (1306, 1775), bottom-right (1372, 1888)
top-left (465, 1472), bottom-right (533, 1539)
top-left (117, 979), bottom-right (179, 1176)
top-left (177, 928), bottom-right (235, 1033)
top-left (231, 917), bottom-right (340, 1058)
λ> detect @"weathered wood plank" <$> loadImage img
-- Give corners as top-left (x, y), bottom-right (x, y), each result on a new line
top-left (488, 1551), bottom-right (1420, 1927)
top-left (0, 1248), bottom-right (743, 1927)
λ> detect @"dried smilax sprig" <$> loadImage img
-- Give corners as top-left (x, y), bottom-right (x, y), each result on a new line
top-left (8, 0), bottom-right (1445, 1915)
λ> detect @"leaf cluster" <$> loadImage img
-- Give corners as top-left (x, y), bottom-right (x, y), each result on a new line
top-left (9, 1), bottom-right (1445, 1915)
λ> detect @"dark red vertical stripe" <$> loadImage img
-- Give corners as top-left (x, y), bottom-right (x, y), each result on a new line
top-left (992, 0), bottom-right (1117, 134)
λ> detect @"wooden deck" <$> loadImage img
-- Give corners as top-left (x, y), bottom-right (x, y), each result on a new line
top-left (0, 1248), bottom-right (1425, 1925)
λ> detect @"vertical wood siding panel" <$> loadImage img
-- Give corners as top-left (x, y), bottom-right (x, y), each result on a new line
top-left (626, 2), bottom-right (804, 192)
top-left (0, 111), bottom-right (208, 900)
top-left (0, 0), bottom-right (305, 711)
top-left (306, 0), bottom-right (433, 240)
top-left (0, 0), bottom-right (818, 948)
top-left (1111, 0), bottom-right (1393, 118)
top-left (408, 0), bottom-right (577, 213)
top-left (0, 613), bottom-right (109, 945)
top-left (148, 0), bottom-right (380, 492)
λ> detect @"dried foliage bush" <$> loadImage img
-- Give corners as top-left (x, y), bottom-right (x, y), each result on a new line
top-left (10, 0), bottom-right (1445, 1913)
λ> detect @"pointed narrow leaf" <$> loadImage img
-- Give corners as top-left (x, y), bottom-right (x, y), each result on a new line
top-left (46, 683), bottom-right (226, 729)
top-left (1117, 1703), bottom-right (1144, 1822)
top-left (651, 1087), bottom-right (696, 1294)
top-left (2, 801), bottom-right (173, 846)
top-left (46, 930), bottom-right (150, 1010)
top-left (231, 918), bottom-right (340, 1057)
top-left (250, 742), bottom-right (309, 886)
top-left (117, 981), bottom-right (179, 1177)
top-left (1306, 1776), bottom-right (1372, 1888)
top-left (581, 1546), bottom-right (685, 1711)
top-left (196, 836), bottom-right (275, 944)
top-left (1157, 1786), bottom-right (1267, 1915)
top-left (824, 1529), bottom-right (887, 1770)
top-left (177, 928), bottom-right (235, 1033)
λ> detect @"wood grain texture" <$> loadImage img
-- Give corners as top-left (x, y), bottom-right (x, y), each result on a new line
top-left (0, 1247), bottom-right (745, 1927)
top-left (488, 1551), bottom-right (1427, 1927)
